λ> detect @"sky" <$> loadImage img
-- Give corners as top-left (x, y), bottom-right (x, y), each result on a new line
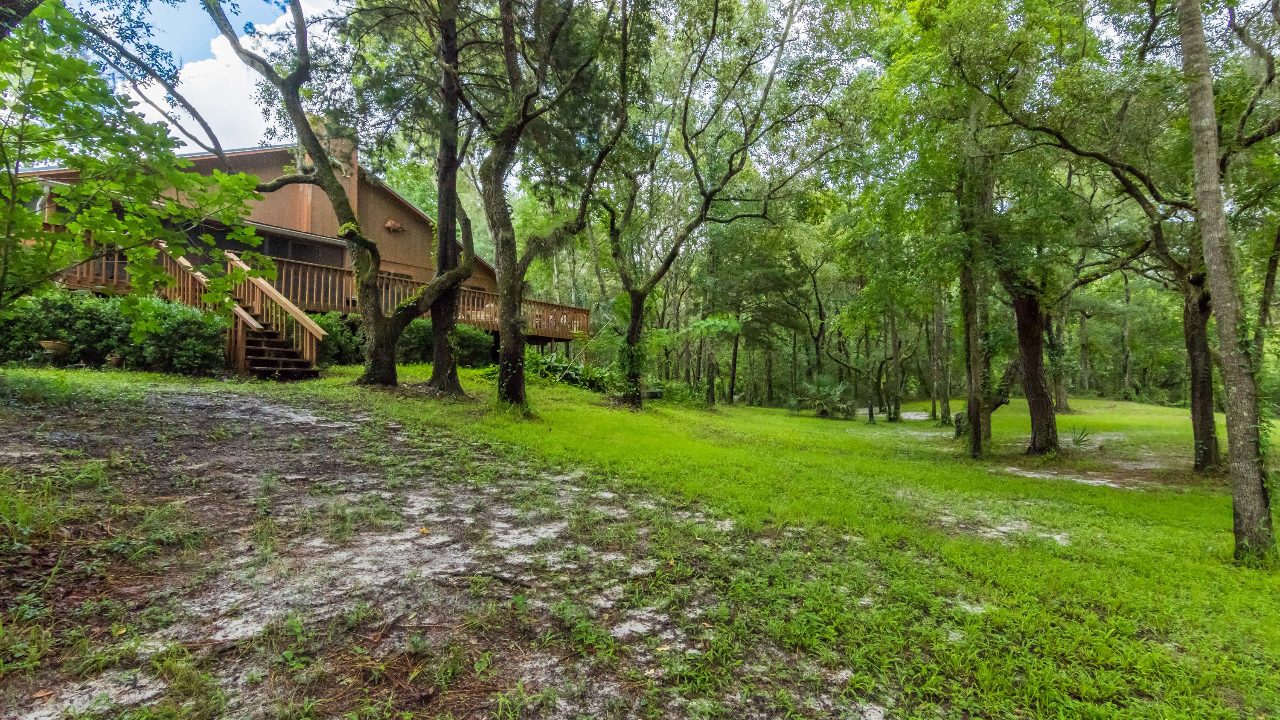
top-left (112, 1), bottom-right (331, 150)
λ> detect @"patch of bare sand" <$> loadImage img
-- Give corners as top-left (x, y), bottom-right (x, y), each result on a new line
top-left (2, 387), bottom-right (891, 720)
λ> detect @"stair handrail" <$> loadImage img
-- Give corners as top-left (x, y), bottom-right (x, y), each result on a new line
top-left (224, 251), bottom-right (327, 340)
top-left (154, 241), bottom-right (263, 331)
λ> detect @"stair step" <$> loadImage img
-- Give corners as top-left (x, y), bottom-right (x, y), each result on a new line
top-left (244, 345), bottom-right (302, 359)
top-left (245, 356), bottom-right (314, 368)
top-left (250, 366), bottom-right (320, 381)
top-left (246, 336), bottom-right (290, 348)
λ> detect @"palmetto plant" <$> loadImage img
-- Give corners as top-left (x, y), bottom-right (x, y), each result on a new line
top-left (801, 379), bottom-right (855, 420)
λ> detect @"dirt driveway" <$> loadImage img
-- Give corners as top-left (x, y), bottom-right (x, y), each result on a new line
top-left (0, 383), bottom-right (884, 719)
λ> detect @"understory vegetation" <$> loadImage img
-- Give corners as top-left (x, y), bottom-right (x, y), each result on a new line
top-left (5, 0), bottom-right (1280, 715)
top-left (0, 291), bottom-right (227, 374)
top-left (310, 312), bottom-right (493, 368)
top-left (2, 367), bottom-right (1276, 718)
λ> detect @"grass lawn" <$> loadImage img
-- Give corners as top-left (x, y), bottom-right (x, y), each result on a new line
top-left (3, 365), bottom-right (1279, 718)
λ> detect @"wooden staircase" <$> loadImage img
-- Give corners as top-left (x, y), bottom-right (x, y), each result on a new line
top-left (222, 251), bottom-right (326, 380)
top-left (65, 244), bottom-right (328, 380)
top-left (239, 311), bottom-right (321, 380)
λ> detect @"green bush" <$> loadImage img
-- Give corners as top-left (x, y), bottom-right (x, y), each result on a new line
top-left (311, 312), bottom-right (363, 366)
top-left (398, 318), bottom-right (493, 367)
top-left (123, 297), bottom-right (227, 374)
top-left (309, 314), bottom-right (494, 368)
top-left (0, 291), bottom-right (227, 374)
top-left (397, 317), bottom-right (434, 364)
top-left (800, 378), bottom-right (855, 419)
top-left (525, 350), bottom-right (617, 393)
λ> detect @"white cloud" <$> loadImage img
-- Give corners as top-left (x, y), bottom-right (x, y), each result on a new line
top-left (124, 0), bottom-right (339, 152)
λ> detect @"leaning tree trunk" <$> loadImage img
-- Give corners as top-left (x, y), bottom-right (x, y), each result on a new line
top-left (427, 0), bottom-right (464, 395)
top-left (1011, 291), bottom-right (1058, 454)
top-left (479, 142), bottom-right (528, 406)
top-left (1183, 282), bottom-right (1221, 472)
top-left (1176, 0), bottom-right (1276, 562)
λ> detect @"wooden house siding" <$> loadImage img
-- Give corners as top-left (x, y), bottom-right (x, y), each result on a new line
top-left (185, 147), bottom-right (500, 291)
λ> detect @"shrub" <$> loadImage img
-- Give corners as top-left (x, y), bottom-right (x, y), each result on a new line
top-left (525, 350), bottom-right (617, 393)
top-left (309, 314), bottom-right (494, 368)
top-left (311, 312), bottom-right (363, 366)
top-left (122, 297), bottom-right (227, 374)
top-left (397, 317), bottom-right (434, 364)
top-left (800, 378), bottom-right (855, 419)
top-left (0, 291), bottom-right (227, 374)
top-left (398, 318), bottom-right (492, 367)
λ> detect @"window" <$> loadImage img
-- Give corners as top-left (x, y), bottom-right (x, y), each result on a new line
top-left (259, 237), bottom-right (344, 267)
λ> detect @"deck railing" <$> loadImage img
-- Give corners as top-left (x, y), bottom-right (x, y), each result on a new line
top-left (59, 246), bottom-right (324, 373)
top-left (59, 251), bottom-right (590, 341)
top-left (225, 252), bottom-right (327, 369)
top-left (271, 257), bottom-right (589, 340)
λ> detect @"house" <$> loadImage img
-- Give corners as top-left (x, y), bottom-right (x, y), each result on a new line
top-left (33, 146), bottom-right (590, 378)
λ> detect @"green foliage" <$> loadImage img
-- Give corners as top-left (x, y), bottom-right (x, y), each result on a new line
top-left (0, 1), bottom-right (258, 309)
top-left (311, 313), bottom-right (364, 366)
top-left (799, 378), bottom-right (855, 419)
top-left (309, 314), bottom-right (493, 368)
top-left (524, 350), bottom-right (617, 393)
top-left (0, 291), bottom-right (227, 374)
top-left (396, 318), bottom-right (491, 367)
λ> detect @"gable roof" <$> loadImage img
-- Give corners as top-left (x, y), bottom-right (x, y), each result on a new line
top-left (186, 146), bottom-right (498, 277)
top-left (23, 144), bottom-right (498, 277)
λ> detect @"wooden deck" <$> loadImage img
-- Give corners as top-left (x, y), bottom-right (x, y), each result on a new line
top-left (61, 252), bottom-right (590, 341)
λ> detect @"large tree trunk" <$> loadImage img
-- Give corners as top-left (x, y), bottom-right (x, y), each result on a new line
top-left (479, 141), bottom-right (527, 406)
top-left (495, 277), bottom-right (526, 406)
top-left (355, 258), bottom-right (400, 385)
top-left (931, 295), bottom-right (947, 421)
top-left (940, 307), bottom-right (952, 423)
top-left (926, 326), bottom-right (938, 421)
top-left (619, 290), bottom-right (646, 408)
top-left (765, 349), bottom-right (774, 405)
top-left (1047, 311), bottom-right (1070, 413)
top-left (1010, 291), bottom-right (1058, 454)
top-left (705, 352), bottom-right (718, 407)
top-left (1183, 282), bottom-right (1221, 472)
top-left (1176, 0), bottom-right (1275, 562)
top-left (960, 259), bottom-right (983, 457)
top-left (427, 0), bottom-right (464, 395)
top-left (1078, 311), bottom-right (1091, 395)
top-left (359, 316), bottom-right (401, 386)
top-left (789, 332), bottom-right (798, 395)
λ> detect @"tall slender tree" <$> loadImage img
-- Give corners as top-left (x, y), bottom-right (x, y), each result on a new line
top-left (1174, 0), bottom-right (1275, 563)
